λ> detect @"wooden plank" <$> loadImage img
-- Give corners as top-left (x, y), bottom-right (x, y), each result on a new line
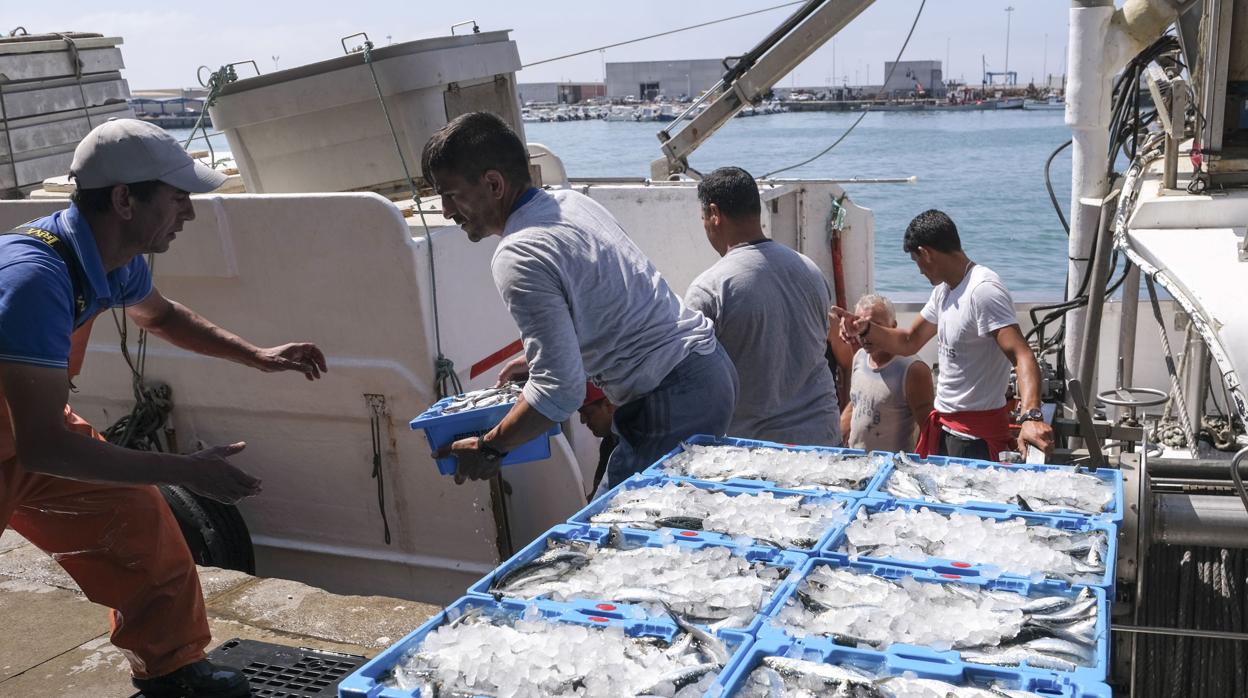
top-left (0, 48), bottom-right (124, 83)
top-left (0, 146), bottom-right (76, 191)
top-left (1, 76), bottom-right (130, 120)
top-left (0, 104), bottom-right (134, 160)
top-left (0, 36), bottom-right (122, 55)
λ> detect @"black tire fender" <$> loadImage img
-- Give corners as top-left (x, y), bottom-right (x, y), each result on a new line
top-left (158, 485), bottom-right (256, 574)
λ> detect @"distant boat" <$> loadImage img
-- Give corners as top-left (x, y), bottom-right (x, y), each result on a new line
top-left (635, 105), bottom-right (661, 122)
top-left (1024, 95), bottom-right (1066, 110)
top-left (605, 105), bottom-right (636, 122)
top-left (994, 97), bottom-right (1025, 110)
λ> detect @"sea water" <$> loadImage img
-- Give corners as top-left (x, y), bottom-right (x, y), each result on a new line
top-left (173, 109), bottom-right (1073, 296)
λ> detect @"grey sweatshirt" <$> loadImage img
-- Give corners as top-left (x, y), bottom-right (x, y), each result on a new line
top-left (491, 189), bottom-right (717, 422)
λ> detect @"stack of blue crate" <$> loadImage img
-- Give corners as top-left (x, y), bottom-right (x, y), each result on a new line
top-left (337, 435), bottom-right (1122, 697)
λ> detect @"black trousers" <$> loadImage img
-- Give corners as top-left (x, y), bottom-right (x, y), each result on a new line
top-left (937, 428), bottom-right (992, 461)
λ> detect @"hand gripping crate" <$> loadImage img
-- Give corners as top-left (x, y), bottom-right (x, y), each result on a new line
top-left (409, 394), bottom-right (560, 475)
top-left (336, 595), bottom-right (752, 698)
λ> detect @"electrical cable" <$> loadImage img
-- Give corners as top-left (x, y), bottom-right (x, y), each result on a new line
top-left (1044, 139), bottom-right (1072, 235)
top-left (761, 0), bottom-right (926, 178)
top-left (1027, 36), bottom-right (1180, 356)
top-left (521, 0), bottom-right (806, 69)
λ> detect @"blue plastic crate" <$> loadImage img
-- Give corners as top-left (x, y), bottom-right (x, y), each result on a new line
top-left (467, 523), bottom-right (807, 634)
top-left (869, 451), bottom-right (1125, 524)
top-left (824, 499), bottom-right (1118, 592)
top-left (337, 595), bottom-right (751, 698)
top-left (760, 554), bottom-right (1111, 683)
top-left (567, 473), bottom-right (855, 554)
top-left (642, 434), bottom-right (888, 496)
top-left (716, 631), bottom-right (1112, 697)
top-left (409, 394), bottom-right (561, 475)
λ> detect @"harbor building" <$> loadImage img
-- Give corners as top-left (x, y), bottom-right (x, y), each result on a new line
top-left (605, 59), bottom-right (722, 100)
top-left (518, 81), bottom-right (606, 105)
top-left (881, 60), bottom-right (945, 98)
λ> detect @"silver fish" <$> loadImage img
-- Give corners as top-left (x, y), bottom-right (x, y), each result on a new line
top-left (665, 604), bottom-right (730, 664)
top-left (962, 647), bottom-right (1078, 672)
top-left (490, 549), bottom-right (589, 591)
top-left (635, 662), bottom-right (721, 695)
top-left (1018, 636), bottom-right (1095, 663)
top-left (760, 656), bottom-right (879, 688)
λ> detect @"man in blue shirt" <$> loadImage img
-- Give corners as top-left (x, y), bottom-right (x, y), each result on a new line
top-left (0, 119), bottom-right (327, 697)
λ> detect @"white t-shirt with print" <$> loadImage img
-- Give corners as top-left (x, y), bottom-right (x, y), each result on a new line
top-left (919, 264), bottom-right (1017, 413)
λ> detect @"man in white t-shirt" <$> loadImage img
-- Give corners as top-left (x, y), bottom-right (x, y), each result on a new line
top-left (833, 209), bottom-right (1054, 460)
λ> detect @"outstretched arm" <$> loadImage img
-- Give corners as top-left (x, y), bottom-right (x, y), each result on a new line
top-left (126, 288), bottom-right (327, 380)
top-left (831, 308), bottom-right (937, 358)
top-left (0, 361), bottom-right (261, 503)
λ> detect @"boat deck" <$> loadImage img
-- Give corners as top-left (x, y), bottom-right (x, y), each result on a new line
top-left (0, 529), bottom-right (440, 697)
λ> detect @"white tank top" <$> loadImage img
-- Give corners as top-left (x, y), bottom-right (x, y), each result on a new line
top-left (847, 349), bottom-right (919, 452)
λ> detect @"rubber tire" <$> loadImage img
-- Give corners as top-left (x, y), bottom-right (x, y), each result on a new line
top-left (158, 485), bottom-right (256, 574)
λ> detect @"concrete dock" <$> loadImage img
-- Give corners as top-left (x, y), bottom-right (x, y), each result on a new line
top-left (0, 529), bottom-right (440, 697)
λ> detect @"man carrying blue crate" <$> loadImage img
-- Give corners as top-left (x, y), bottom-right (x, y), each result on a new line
top-left (422, 112), bottom-right (738, 489)
top-left (833, 209), bottom-right (1054, 461)
top-left (0, 119), bottom-right (327, 697)
top-left (683, 166), bottom-right (842, 446)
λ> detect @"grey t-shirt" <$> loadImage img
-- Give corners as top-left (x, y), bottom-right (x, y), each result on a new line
top-left (492, 189), bottom-right (717, 423)
top-left (684, 240), bottom-right (840, 445)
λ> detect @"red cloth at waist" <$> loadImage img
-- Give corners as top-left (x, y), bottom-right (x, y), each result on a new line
top-left (915, 407), bottom-right (1012, 460)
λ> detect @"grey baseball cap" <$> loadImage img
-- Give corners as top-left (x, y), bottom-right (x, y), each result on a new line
top-left (69, 118), bottom-right (227, 193)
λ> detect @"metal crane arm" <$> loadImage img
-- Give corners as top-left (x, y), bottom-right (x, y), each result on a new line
top-left (651, 0), bottom-right (876, 180)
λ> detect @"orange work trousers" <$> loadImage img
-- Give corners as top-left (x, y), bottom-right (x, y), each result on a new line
top-left (0, 406), bottom-right (210, 678)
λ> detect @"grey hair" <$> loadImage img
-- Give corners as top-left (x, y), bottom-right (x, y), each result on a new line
top-left (854, 293), bottom-right (896, 324)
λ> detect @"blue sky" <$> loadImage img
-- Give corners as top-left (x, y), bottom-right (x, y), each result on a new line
top-left (27, 1), bottom-right (1072, 89)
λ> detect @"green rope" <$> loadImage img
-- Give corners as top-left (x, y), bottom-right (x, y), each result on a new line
top-left (182, 64), bottom-right (238, 167)
top-left (360, 39), bottom-right (461, 398)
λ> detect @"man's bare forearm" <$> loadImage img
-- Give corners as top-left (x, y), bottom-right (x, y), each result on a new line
top-left (139, 300), bottom-right (261, 368)
top-left (21, 428), bottom-right (191, 485)
top-left (1014, 351), bottom-right (1043, 411)
top-left (865, 325), bottom-right (923, 357)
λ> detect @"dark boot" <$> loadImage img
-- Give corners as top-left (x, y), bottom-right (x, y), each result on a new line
top-left (131, 659), bottom-right (251, 697)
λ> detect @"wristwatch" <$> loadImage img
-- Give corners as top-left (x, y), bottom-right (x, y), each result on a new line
top-left (477, 435), bottom-right (508, 463)
top-left (1020, 408), bottom-right (1045, 423)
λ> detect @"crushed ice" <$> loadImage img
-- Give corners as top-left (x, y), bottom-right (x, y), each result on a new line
top-left (389, 606), bottom-right (724, 697)
top-left (589, 480), bottom-right (848, 548)
top-left (659, 443), bottom-right (885, 492)
top-left (738, 654), bottom-right (1048, 697)
top-left (841, 506), bottom-right (1107, 584)
top-left (490, 538), bottom-right (785, 628)
top-left (771, 565), bottom-right (1100, 673)
top-left (886, 454), bottom-right (1114, 516)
